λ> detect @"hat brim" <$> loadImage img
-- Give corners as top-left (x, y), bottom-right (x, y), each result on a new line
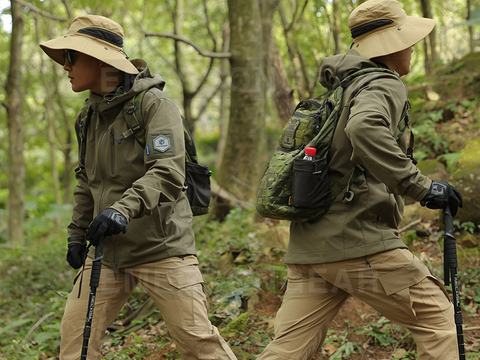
top-left (40, 34), bottom-right (139, 74)
top-left (354, 16), bottom-right (435, 59)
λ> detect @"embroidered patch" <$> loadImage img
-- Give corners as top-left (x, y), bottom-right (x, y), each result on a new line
top-left (153, 135), bottom-right (171, 153)
top-left (147, 131), bottom-right (175, 158)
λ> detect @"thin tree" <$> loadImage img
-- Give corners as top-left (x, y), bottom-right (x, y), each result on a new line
top-left (4, 0), bottom-right (25, 243)
top-left (420, 0), bottom-right (439, 73)
top-left (216, 0), bottom-right (277, 207)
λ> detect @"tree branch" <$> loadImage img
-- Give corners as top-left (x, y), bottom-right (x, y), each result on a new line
top-left (285, 0), bottom-right (309, 33)
top-left (202, 0), bottom-right (217, 51)
top-left (13, 0), bottom-right (67, 22)
top-left (144, 32), bottom-right (231, 59)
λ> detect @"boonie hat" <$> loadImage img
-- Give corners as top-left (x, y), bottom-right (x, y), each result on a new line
top-left (348, 0), bottom-right (435, 59)
top-left (40, 14), bottom-right (138, 74)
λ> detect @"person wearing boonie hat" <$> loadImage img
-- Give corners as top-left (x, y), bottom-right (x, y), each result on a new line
top-left (40, 14), bottom-right (236, 360)
top-left (258, 1), bottom-right (462, 359)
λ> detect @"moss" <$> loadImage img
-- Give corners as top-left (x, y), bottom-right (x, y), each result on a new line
top-left (452, 139), bottom-right (480, 225)
top-left (416, 159), bottom-right (445, 176)
top-left (219, 311), bottom-right (251, 337)
top-left (457, 139), bottom-right (480, 168)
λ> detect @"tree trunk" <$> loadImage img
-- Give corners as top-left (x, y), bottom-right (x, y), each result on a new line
top-left (420, 0), bottom-right (438, 74)
top-left (172, 0), bottom-right (194, 132)
top-left (332, 0), bottom-right (341, 54)
top-left (5, 0), bottom-right (25, 243)
top-left (467, 0), bottom-right (474, 53)
top-left (215, 25), bottom-right (230, 173)
top-left (219, 0), bottom-right (273, 205)
top-left (278, 1), bottom-right (305, 99)
top-left (35, 17), bottom-right (61, 205)
top-left (270, 37), bottom-right (295, 126)
top-left (50, 64), bottom-right (74, 204)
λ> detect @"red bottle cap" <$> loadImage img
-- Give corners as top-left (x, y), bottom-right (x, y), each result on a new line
top-left (305, 147), bottom-right (317, 156)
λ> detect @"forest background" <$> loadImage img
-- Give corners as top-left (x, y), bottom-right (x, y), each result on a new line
top-left (1, 0), bottom-right (480, 359)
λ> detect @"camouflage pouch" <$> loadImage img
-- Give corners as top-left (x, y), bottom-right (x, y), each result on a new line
top-left (256, 67), bottom-right (396, 222)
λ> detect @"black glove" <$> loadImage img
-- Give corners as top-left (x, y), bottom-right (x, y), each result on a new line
top-left (66, 235), bottom-right (87, 269)
top-left (420, 181), bottom-right (463, 216)
top-left (86, 208), bottom-right (128, 246)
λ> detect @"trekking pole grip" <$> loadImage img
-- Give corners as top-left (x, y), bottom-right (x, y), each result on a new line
top-left (443, 206), bottom-right (457, 286)
top-left (90, 240), bottom-right (104, 288)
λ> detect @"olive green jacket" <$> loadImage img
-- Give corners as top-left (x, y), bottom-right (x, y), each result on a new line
top-left (67, 60), bottom-right (195, 269)
top-left (287, 50), bottom-right (431, 264)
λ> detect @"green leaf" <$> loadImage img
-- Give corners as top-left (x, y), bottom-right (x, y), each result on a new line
top-left (33, 331), bottom-right (58, 345)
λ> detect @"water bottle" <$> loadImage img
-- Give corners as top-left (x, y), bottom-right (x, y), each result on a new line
top-left (303, 147), bottom-right (316, 161)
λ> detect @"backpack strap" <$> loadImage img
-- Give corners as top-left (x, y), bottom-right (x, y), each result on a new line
top-left (117, 91), bottom-right (147, 147)
top-left (75, 101), bottom-right (93, 175)
top-left (118, 88), bottom-right (198, 165)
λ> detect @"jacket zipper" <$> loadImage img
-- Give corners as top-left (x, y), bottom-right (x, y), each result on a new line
top-left (110, 128), bottom-right (115, 174)
top-left (98, 118), bottom-right (111, 211)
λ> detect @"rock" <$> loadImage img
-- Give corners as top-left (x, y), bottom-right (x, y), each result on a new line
top-left (399, 203), bottom-right (438, 230)
top-left (452, 138), bottom-right (480, 225)
top-left (456, 232), bottom-right (479, 248)
top-left (416, 159), bottom-right (450, 182)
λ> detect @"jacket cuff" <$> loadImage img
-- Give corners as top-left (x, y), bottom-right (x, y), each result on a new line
top-left (67, 235), bottom-right (86, 246)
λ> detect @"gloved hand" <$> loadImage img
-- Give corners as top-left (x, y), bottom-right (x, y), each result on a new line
top-left (86, 208), bottom-right (128, 246)
top-left (66, 235), bottom-right (87, 269)
top-left (420, 181), bottom-right (463, 216)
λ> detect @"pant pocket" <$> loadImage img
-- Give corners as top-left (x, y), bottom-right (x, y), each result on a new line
top-left (291, 158), bottom-right (331, 208)
top-left (166, 265), bottom-right (205, 326)
top-left (378, 256), bottom-right (430, 321)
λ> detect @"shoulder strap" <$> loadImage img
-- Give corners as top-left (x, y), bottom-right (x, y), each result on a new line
top-left (75, 101), bottom-right (93, 174)
top-left (120, 88), bottom-right (198, 164)
top-left (120, 91), bottom-right (147, 147)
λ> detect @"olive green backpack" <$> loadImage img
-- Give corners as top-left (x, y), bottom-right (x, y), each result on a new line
top-left (256, 68), bottom-right (414, 222)
top-left (75, 88), bottom-right (212, 216)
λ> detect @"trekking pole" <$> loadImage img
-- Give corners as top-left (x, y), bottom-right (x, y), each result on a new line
top-left (443, 206), bottom-right (466, 360)
top-left (81, 239), bottom-right (104, 359)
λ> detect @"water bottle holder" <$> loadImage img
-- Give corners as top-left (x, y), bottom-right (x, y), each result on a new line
top-left (291, 158), bottom-right (331, 208)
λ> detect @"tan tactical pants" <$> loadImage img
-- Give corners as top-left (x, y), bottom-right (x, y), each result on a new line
top-left (59, 255), bottom-right (236, 360)
top-left (258, 248), bottom-right (459, 360)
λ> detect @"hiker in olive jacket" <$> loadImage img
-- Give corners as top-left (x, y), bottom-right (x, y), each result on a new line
top-left (40, 15), bottom-right (236, 360)
top-left (258, 1), bottom-right (462, 359)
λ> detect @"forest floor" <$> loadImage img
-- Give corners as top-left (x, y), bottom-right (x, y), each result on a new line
top-left (2, 205), bottom-right (479, 360)
top-left (97, 206), bottom-right (480, 360)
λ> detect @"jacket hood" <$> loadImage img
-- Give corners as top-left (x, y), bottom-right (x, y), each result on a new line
top-left (88, 59), bottom-right (166, 112)
top-left (319, 49), bottom-right (388, 90)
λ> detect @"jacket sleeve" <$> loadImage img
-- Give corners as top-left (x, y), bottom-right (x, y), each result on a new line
top-left (344, 76), bottom-right (431, 201)
top-left (67, 114), bottom-right (95, 237)
top-left (110, 91), bottom-right (186, 221)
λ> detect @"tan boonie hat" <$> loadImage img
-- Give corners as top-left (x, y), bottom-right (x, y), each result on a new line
top-left (348, 0), bottom-right (435, 59)
top-left (40, 14), bottom-right (139, 74)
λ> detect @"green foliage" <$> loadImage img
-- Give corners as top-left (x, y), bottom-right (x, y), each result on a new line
top-left (325, 322), bottom-right (363, 359)
top-left (402, 229), bottom-right (417, 246)
top-left (0, 209), bottom-right (72, 358)
top-left (412, 109), bottom-right (449, 160)
top-left (453, 220), bottom-right (477, 234)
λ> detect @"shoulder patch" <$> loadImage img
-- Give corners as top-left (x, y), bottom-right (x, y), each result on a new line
top-left (147, 131), bottom-right (175, 158)
top-left (153, 134), bottom-right (171, 152)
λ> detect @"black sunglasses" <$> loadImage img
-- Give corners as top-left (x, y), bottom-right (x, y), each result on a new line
top-left (63, 50), bottom-right (77, 66)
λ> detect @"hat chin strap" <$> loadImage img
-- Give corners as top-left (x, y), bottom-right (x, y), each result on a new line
top-left (351, 19), bottom-right (394, 39)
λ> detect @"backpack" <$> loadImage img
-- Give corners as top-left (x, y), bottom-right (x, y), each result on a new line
top-left (256, 68), bottom-right (413, 222)
top-left (75, 88), bottom-right (212, 216)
